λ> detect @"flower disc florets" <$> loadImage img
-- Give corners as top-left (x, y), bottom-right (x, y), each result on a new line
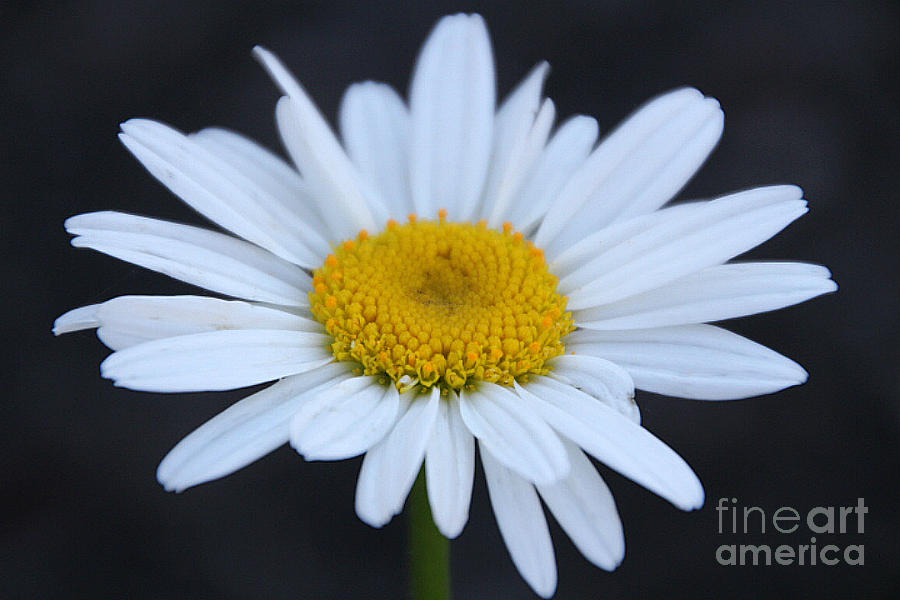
top-left (310, 211), bottom-right (575, 391)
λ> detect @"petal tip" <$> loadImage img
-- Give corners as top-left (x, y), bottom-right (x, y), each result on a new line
top-left (119, 117), bottom-right (149, 132)
top-left (355, 506), bottom-right (390, 529)
top-left (53, 305), bottom-right (99, 335)
top-left (678, 483), bottom-right (706, 512)
top-left (436, 518), bottom-right (465, 540)
top-left (63, 213), bottom-right (89, 233)
top-left (156, 470), bottom-right (180, 493)
top-left (251, 44), bottom-right (273, 63)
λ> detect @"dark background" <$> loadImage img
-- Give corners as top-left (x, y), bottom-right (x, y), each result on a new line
top-left (3, 1), bottom-right (898, 598)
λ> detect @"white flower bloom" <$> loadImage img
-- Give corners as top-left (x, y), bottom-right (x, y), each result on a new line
top-left (54, 13), bottom-right (836, 598)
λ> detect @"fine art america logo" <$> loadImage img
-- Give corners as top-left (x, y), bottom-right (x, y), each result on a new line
top-left (715, 498), bottom-right (866, 566)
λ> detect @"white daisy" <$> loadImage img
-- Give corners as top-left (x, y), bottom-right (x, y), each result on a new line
top-left (54, 13), bottom-right (836, 598)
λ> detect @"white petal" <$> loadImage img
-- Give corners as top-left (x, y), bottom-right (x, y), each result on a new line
top-left (157, 362), bottom-right (352, 492)
top-left (355, 387), bottom-right (440, 528)
top-left (535, 88), bottom-right (715, 251)
top-left (504, 115), bottom-right (598, 232)
top-left (481, 444), bottom-right (556, 599)
top-left (614, 105), bottom-right (723, 222)
top-left (62, 295), bottom-right (320, 351)
top-left (93, 295), bottom-right (319, 334)
top-left (459, 383), bottom-right (569, 485)
top-left (119, 119), bottom-right (327, 268)
top-left (339, 82), bottom-right (412, 218)
top-left (487, 98), bottom-right (555, 227)
top-left (94, 303), bottom-right (319, 350)
top-left (537, 439), bottom-right (625, 571)
top-left (251, 45), bottom-right (308, 100)
top-left (425, 391), bottom-right (474, 538)
top-left (189, 127), bottom-right (332, 257)
top-left (53, 304), bottom-right (100, 335)
top-left (516, 377), bottom-right (704, 510)
top-left (542, 92), bottom-right (723, 254)
top-left (551, 185), bottom-right (797, 276)
top-left (574, 262), bottom-right (837, 330)
top-left (546, 354), bottom-right (639, 424)
top-left (66, 211), bottom-right (312, 306)
top-left (95, 329), bottom-right (146, 351)
top-left (567, 324), bottom-right (809, 400)
top-left (479, 62), bottom-right (553, 225)
top-left (290, 377), bottom-right (400, 461)
top-left (254, 46), bottom-right (378, 239)
top-left (189, 127), bottom-right (307, 199)
top-left (557, 186), bottom-right (808, 309)
top-left (100, 329), bottom-right (333, 392)
top-left (274, 96), bottom-right (379, 240)
top-left (549, 201), bottom-right (695, 277)
top-left (408, 14), bottom-right (495, 220)
top-left (493, 62), bottom-right (549, 162)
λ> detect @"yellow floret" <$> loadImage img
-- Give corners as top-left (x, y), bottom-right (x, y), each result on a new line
top-left (309, 212), bottom-right (574, 391)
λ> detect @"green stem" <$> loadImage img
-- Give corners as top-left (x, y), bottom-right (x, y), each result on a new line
top-left (409, 468), bottom-right (451, 600)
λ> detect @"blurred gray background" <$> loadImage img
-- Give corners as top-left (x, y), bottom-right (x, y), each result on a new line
top-left (2, 0), bottom-right (898, 598)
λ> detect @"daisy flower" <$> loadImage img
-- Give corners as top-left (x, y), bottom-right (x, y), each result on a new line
top-left (54, 13), bottom-right (836, 598)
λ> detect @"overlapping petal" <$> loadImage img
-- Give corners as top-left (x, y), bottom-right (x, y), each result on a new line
top-left (502, 115), bottom-right (599, 233)
top-left (119, 119), bottom-right (329, 267)
top-left (425, 391), bottom-right (475, 538)
top-left (459, 382), bottom-right (570, 486)
top-left (535, 87), bottom-right (722, 255)
top-left (157, 362), bottom-right (353, 492)
top-left (66, 211), bottom-right (312, 306)
top-left (547, 354), bottom-right (640, 424)
top-left (355, 387), bottom-right (440, 528)
top-left (254, 46), bottom-right (380, 240)
top-left (54, 295), bottom-right (321, 351)
top-left (537, 439), bottom-right (625, 571)
top-left (100, 329), bottom-right (333, 392)
top-left (573, 262), bottom-right (836, 330)
top-left (516, 377), bottom-right (704, 510)
top-left (554, 186), bottom-right (808, 309)
top-left (188, 127), bottom-right (333, 256)
top-left (567, 325), bottom-right (808, 400)
top-left (481, 445), bottom-right (557, 598)
top-left (339, 82), bottom-right (412, 218)
top-left (290, 376), bottom-right (401, 461)
top-left (480, 62), bottom-right (555, 226)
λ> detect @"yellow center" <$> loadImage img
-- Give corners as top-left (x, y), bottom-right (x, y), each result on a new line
top-left (309, 212), bottom-right (574, 391)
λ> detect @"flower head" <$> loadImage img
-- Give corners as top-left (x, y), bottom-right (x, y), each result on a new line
top-left (55, 13), bottom-right (835, 597)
